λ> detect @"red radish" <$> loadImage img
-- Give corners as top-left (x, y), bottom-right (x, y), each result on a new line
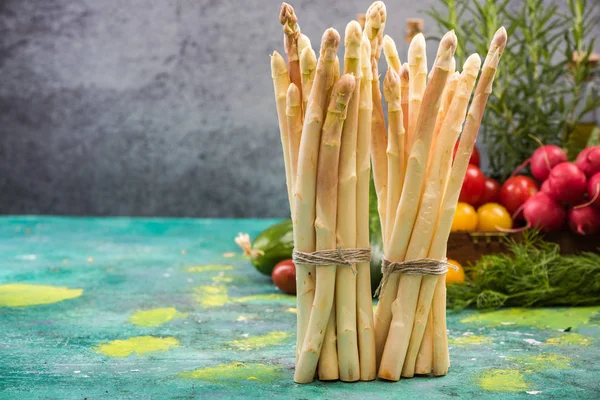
top-left (540, 179), bottom-right (551, 194)
top-left (459, 164), bottom-right (486, 206)
top-left (453, 141), bottom-right (481, 167)
top-left (546, 162), bottom-right (587, 205)
top-left (522, 192), bottom-right (566, 232)
top-left (529, 145), bottom-right (567, 181)
top-left (500, 175), bottom-right (539, 220)
top-left (575, 146), bottom-right (600, 178)
top-left (568, 205), bottom-right (600, 235)
top-left (587, 172), bottom-right (600, 208)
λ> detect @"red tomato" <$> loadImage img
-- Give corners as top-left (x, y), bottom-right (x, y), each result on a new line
top-left (478, 177), bottom-right (501, 206)
top-left (499, 175), bottom-right (539, 220)
top-left (271, 259), bottom-right (296, 295)
top-left (459, 164), bottom-right (486, 206)
top-left (453, 141), bottom-right (481, 167)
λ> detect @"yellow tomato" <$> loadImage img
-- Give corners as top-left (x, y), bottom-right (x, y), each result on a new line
top-left (451, 202), bottom-right (478, 232)
top-left (446, 259), bottom-right (465, 284)
top-left (477, 202), bottom-right (512, 231)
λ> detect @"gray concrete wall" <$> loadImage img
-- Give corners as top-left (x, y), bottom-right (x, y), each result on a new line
top-left (0, 0), bottom-right (597, 217)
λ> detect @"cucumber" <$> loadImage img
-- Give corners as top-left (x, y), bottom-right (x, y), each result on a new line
top-left (250, 217), bottom-right (385, 294)
top-left (250, 219), bottom-right (294, 275)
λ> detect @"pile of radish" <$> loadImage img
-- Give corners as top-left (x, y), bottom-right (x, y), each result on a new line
top-left (507, 145), bottom-right (600, 235)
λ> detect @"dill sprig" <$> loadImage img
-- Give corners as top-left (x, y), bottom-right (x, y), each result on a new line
top-left (447, 230), bottom-right (600, 310)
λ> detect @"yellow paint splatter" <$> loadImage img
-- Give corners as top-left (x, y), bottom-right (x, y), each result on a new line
top-left (479, 369), bottom-right (529, 392)
top-left (129, 307), bottom-right (187, 327)
top-left (461, 307), bottom-right (600, 330)
top-left (448, 335), bottom-right (492, 346)
top-left (179, 362), bottom-right (283, 383)
top-left (508, 353), bottom-right (571, 372)
top-left (187, 265), bottom-right (234, 273)
top-left (95, 336), bottom-right (179, 357)
top-left (193, 285), bottom-right (231, 307)
top-left (235, 293), bottom-right (295, 304)
top-left (236, 315), bottom-right (249, 321)
top-left (286, 307), bottom-right (297, 314)
top-left (546, 333), bottom-right (592, 346)
top-left (0, 284), bottom-right (83, 307)
top-left (230, 331), bottom-right (292, 350)
top-left (212, 275), bottom-right (233, 283)
top-left (222, 252), bottom-right (236, 258)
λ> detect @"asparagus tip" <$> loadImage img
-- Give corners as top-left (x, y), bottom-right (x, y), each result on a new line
top-left (287, 83), bottom-right (301, 105)
top-left (493, 26), bottom-right (508, 51)
top-left (408, 33), bottom-right (426, 60)
top-left (382, 35), bottom-right (398, 57)
top-left (279, 2), bottom-right (297, 26)
top-left (298, 33), bottom-right (312, 54)
top-left (322, 28), bottom-right (341, 50)
top-left (366, 1), bottom-right (387, 29)
top-left (332, 74), bottom-right (356, 112)
top-left (360, 36), bottom-right (373, 80)
top-left (439, 30), bottom-right (457, 53)
top-left (463, 53), bottom-right (482, 76)
top-left (345, 20), bottom-right (363, 47)
top-left (271, 51), bottom-right (288, 76)
top-left (400, 62), bottom-right (410, 83)
top-left (300, 47), bottom-right (317, 71)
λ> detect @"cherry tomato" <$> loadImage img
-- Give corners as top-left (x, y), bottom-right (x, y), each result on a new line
top-left (271, 259), bottom-right (296, 295)
top-left (459, 164), bottom-right (486, 206)
top-left (478, 177), bottom-right (501, 206)
top-left (499, 176), bottom-right (539, 220)
top-left (477, 203), bottom-right (513, 231)
top-left (453, 141), bottom-right (481, 167)
top-left (451, 202), bottom-right (479, 232)
top-left (446, 259), bottom-right (465, 284)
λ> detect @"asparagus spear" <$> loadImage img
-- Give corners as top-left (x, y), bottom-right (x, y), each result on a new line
top-left (271, 52), bottom-right (293, 210)
top-left (280, 3), bottom-right (303, 110)
top-left (400, 63), bottom-right (410, 141)
top-left (383, 67), bottom-right (405, 255)
top-left (293, 28), bottom-right (340, 374)
top-left (300, 47), bottom-right (317, 116)
top-left (405, 33), bottom-right (427, 162)
top-left (364, 1), bottom-right (388, 241)
top-left (295, 73), bottom-right (356, 383)
top-left (356, 35), bottom-right (377, 381)
top-left (383, 35), bottom-right (401, 73)
top-left (335, 20), bottom-right (362, 383)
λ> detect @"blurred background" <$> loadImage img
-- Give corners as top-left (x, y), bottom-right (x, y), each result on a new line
top-left (0, 0), bottom-right (598, 218)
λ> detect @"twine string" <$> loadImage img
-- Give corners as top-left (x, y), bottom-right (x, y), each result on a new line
top-left (374, 257), bottom-right (458, 297)
top-left (292, 248), bottom-right (372, 275)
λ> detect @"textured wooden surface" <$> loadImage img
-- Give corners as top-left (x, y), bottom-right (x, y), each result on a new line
top-left (0, 217), bottom-right (599, 399)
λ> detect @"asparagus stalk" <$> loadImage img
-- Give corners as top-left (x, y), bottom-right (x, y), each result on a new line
top-left (295, 73), bottom-right (356, 383)
top-left (383, 68), bottom-right (405, 254)
top-left (271, 52), bottom-right (293, 210)
top-left (382, 35), bottom-right (401, 73)
top-left (300, 47), bottom-right (317, 117)
top-left (400, 63), bottom-right (410, 136)
top-left (356, 35), bottom-right (377, 381)
top-left (333, 56), bottom-right (341, 87)
top-left (286, 83), bottom-right (303, 192)
top-left (335, 20), bottom-right (362, 383)
top-left (399, 54), bottom-right (481, 379)
top-left (280, 3), bottom-right (303, 110)
top-left (364, 1), bottom-right (388, 240)
top-left (293, 28), bottom-right (341, 373)
top-left (376, 31), bottom-right (457, 381)
top-left (405, 33), bottom-right (427, 161)
top-left (430, 27), bottom-right (507, 377)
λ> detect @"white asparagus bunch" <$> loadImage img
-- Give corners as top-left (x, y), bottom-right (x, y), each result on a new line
top-left (269, 0), bottom-right (507, 384)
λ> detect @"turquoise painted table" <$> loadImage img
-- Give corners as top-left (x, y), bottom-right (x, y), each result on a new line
top-left (1, 217), bottom-right (599, 399)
